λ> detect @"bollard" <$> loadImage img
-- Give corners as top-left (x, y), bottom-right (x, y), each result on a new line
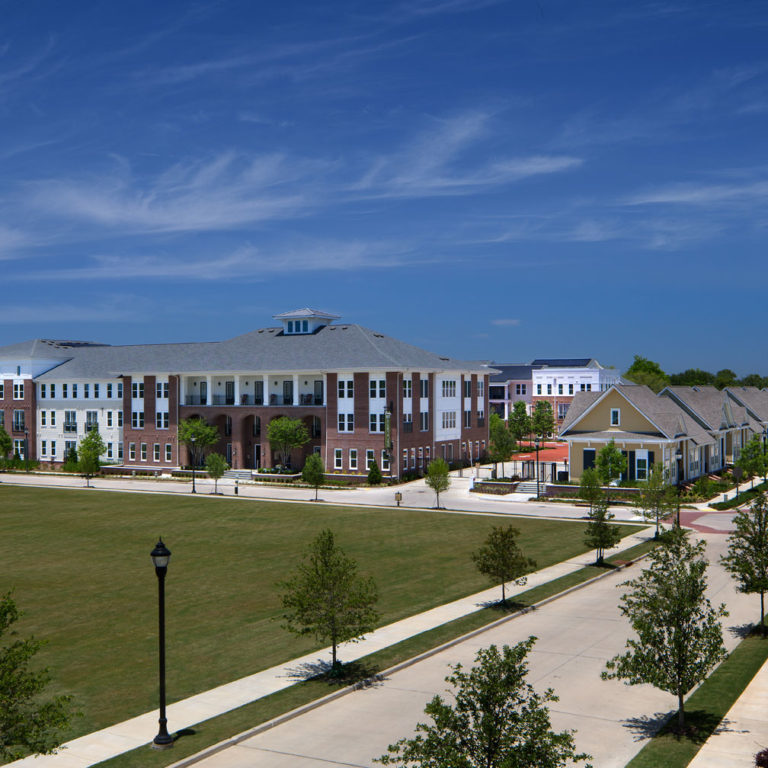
top-left (235, 481), bottom-right (239, 496)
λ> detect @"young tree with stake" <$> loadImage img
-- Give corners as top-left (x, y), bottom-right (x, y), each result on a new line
top-left (302, 452), bottom-right (325, 501)
top-left (583, 497), bottom-right (622, 565)
top-left (425, 458), bottom-right (450, 508)
top-left (721, 492), bottom-right (768, 636)
top-left (205, 453), bottom-right (228, 494)
top-left (280, 529), bottom-right (379, 673)
top-left (473, 526), bottom-right (537, 605)
top-left (603, 528), bottom-right (727, 732)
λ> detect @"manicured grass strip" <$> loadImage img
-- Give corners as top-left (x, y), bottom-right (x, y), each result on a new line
top-left (93, 537), bottom-right (657, 768)
top-left (711, 479), bottom-right (768, 510)
top-left (626, 629), bottom-right (768, 768)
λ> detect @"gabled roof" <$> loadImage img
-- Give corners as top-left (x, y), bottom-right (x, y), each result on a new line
top-left (726, 387), bottom-right (768, 425)
top-left (560, 384), bottom-right (713, 445)
top-left (660, 386), bottom-right (749, 431)
top-left (34, 323), bottom-right (488, 379)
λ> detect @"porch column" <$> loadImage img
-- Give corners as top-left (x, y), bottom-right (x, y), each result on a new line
top-left (323, 374), bottom-right (327, 406)
top-left (179, 377), bottom-right (186, 406)
top-left (233, 376), bottom-right (240, 405)
top-left (293, 374), bottom-right (299, 406)
top-left (205, 376), bottom-right (212, 406)
top-left (263, 375), bottom-right (269, 405)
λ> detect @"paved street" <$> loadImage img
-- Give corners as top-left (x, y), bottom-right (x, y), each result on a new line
top-left (0, 469), bottom-right (647, 522)
top-left (172, 533), bottom-right (751, 768)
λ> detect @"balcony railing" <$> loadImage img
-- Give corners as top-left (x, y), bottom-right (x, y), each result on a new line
top-left (63, 423), bottom-right (77, 433)
top-left (12, 423), bottom-right (25, 433)
top-left (86, 422), bottom-right (99, 432)
top-left (184, 394), bottom-right (323, 407)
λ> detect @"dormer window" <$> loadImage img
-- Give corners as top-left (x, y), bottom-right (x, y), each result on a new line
top-left (276, 308), bottom-right (340, 335)
top-left (286, 320), bottom-right (310, 334)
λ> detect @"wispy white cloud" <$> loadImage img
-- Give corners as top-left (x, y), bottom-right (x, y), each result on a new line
top-left (0, 226), bottom-right (30, 258)
top-left (24, 153), bottom-right (318, 233)
top-left (491, 318), bottom-right (520, 326)
top-left (0, 295), bottom-right (149, 324)
top-left (14, 239), bottom-right (418, 282)
top-left (625, 180), bottom-right (768, 206)
top-left (353, 113), bottom-right (582, 197)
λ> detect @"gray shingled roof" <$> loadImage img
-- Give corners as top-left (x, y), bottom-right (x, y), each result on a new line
top-left (32, 324), bottom-right (488, 379)
top-left (560, 384), bottom-right (714, 445)
top-left (726, 387), bottom-right (768, 424)
top-left (661, 386), bottom-right (748, 430)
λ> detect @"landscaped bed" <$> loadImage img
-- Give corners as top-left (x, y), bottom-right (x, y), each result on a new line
top-left (0, 485), bottom-right (640, 747)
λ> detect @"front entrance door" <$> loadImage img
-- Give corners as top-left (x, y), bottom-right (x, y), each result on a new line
top-left (254, 444), bottom-right (260, 469)
top-left (283, 380), bottom-right (293, 405)
top-left (199, 380), bottom-right (208, 405)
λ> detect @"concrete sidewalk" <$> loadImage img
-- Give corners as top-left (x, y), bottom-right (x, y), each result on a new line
top-left (687, 656), bottom-right (768, 767)
top-left (8, 529), bottom-right (651, 768)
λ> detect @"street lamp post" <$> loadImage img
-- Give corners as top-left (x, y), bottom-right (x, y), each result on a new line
top-left (190, 436), bottom-right (197, 494)
top-left (24, 427), bottom-right (29, 472)
top-left (150, 539), bottom-right (173, 750)
top-left (534, 436), bottom-right (540, 498)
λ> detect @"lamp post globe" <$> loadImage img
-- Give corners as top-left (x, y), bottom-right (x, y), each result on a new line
top-left (151, 539), bottom-right (173, 750)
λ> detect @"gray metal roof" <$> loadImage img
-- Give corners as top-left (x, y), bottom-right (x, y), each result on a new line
top-left (34, 323), bottom-right (488, 379)
top-left (489, 364), bottom-right (538, 383)
top-left (531, 358), bottom-right (597, 368)
top-left (272, 308), bottom-right (340, 320)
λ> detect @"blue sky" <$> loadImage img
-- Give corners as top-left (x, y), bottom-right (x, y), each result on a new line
top-left (1, 1), bottom-right (766, 374)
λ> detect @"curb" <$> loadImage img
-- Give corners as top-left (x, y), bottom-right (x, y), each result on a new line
top-left (165, 543), bottom-right (653, 768)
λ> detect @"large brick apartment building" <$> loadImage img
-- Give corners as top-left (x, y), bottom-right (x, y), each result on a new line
top-left (0, 309), bottom-right (491, 481)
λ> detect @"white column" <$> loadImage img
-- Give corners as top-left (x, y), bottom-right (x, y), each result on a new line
top-left (206, 375), bottom-right (212, 406)
top-left (323, 374), bottom-right (327, 406)
top-left (263, 375), bottom-right (269, 405)
top-left (293, 374), bottom-right (299, 406)
top-left (179, 377), bottom-right (186, 405)
top-left (234, 376), bottom-right (240, 405)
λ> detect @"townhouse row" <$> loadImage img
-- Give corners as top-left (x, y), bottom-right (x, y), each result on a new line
top-left (0, 309), bottom-right (491, 480)
top-left (560, 383), bottom-right (768, 484)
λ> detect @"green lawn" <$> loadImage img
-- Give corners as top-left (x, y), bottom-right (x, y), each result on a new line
top-left (0, 485), bottom-right (639, 743)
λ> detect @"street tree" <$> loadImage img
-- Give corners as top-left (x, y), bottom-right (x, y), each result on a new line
top-left (205, 453), bottom-right (229, 494)
top-left (508, 401), bottom-right (532, 444)
top-left (266, 416), bottom-right (310, 468)
top-left (489, 413), bottom-right (515, 478)
top-left (578, 467), bottom-right (604, 514)
top-left (77, 429), bottom-right (106, 488)
top-left (472, 526), bottom-right (537, 604)
top-left (595, 439), bottom-right (626, 487)
top-left (378, 638), bottom-right (592, 768)
top-left (603, 528), bottom-right (728, 732)
top-left (669, 368), bottom-right (716, 387)
top-left (280, 529), bottom-right (379, 672)
top-left (531, 401), bottom-right (555, 440)
top-left (721, 493), bottom-right (768, 636)
top-left (302, 452), bottom-right (325, 501)
top-left (0, 425), bottom-right (12, 465)
top-left (583, 498), bottom-right (622, 565)
top-left (634, 465), bottom-right (676, 538)
top-left (623, 355), bottom-right (670, 393)
top-left (425, 458), bottom-right (450, 508)
top-left (0, 593), bottom-right (73, 761)
top-left (735, 435), bottom-right (766, 489)
top-left (714, 368), bottom-right (738, 390)
top-left (178, 417), bottom-right (219, 469)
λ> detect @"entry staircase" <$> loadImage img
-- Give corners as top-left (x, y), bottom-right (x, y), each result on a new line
top-left (514, 481), bottom-right (541, 496)
top-left (223, 469), bottom-right (253, 481)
